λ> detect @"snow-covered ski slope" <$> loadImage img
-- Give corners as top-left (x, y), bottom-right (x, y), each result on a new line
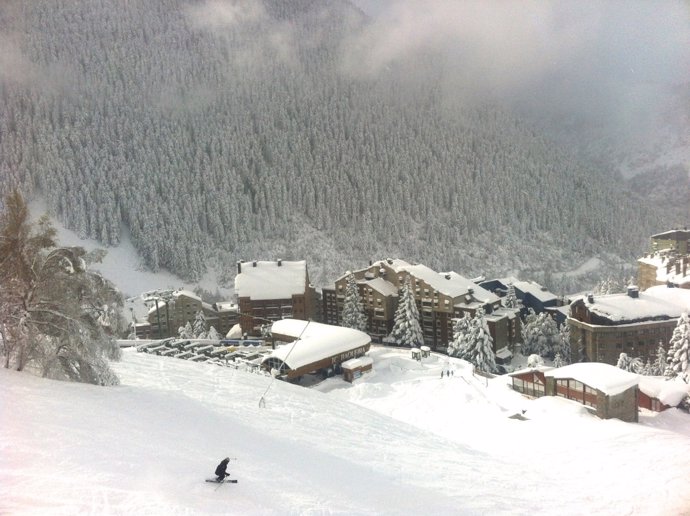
top-left (2, 347), bottom-right (689, 515)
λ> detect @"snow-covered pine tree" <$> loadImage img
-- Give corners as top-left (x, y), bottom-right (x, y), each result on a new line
top-left (553, 352), bottom-right (564, 368)
top-left (641, 359), bottom-right (652, 376)
top-left (522, 311), bottom-right (558, 359)
top-left (388, 278), bottom-right (424, 348)
top-left (616, 352), bottom-right (642, 373)
top-left (520, 308), bottom-right (538, 356)
top-left (653, 341), bottom-right (667, 376)
top-left (178, 321), bottom-right (194, 339)
top-left (616, 352), bottom-right (630, 370)
top-left (192, 310), bottom-right (208, 339)
top-left (665, 312), bottom-right (690, 382)
top-left (463, 307), bottom-right (497, 374)
top-left (206, 326), bottom-right (220, 341)
top-left (341, 272), bottom-right (368, 332)
top-left (448, 312), bottom-right (472, 358)
top-left (503, 284), bottom-right (519, 309)
top-left (557, 323), bottom-right (571, 364)
top-left (527, 354), bottom-right (544, 368)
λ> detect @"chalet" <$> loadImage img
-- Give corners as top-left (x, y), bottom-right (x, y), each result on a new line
top-left (568, 285), bottom-right (690, 365)
top-left (262, 319), bottom-right (371, 381)
top-left (544, 363), bottom-right (640, 423)
top-left (235, 260), bottom-right (316, 336)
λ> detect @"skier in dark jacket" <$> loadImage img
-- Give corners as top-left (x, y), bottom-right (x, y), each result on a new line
top-left (215, 457), bottom-right (230, 482)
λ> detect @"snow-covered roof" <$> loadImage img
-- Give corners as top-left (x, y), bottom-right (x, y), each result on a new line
top-left (373, 258), bottom-right (413, 273)
top-left (637, 254), bottom-right (690, 286)
top-left (342, 356), bottom-right (374, 370)
top-left (358, 277), bottom-right (398, 297)
top-left (513, 280), bottom-right (558, 303)
top-left (235, 260), bottom-right (307, 301)
top-left (581, 285), bottom-right (690, 323)
top-left (173, 289), bottom-right (201, 301)
top-left (638, 377), bottom-right (690, 407)
top-left (651, 229), bottom-right (690, 240)
top-left (215, 302), bottom-right (238, 312)
top-left (402, 266), bottom-right (499, 302)
top-left (265, 320), bottom-right (371, 371)
top-left (509, 365), bottom-right (554, 377)
top-left (545, 363), bottom-right (639, 396)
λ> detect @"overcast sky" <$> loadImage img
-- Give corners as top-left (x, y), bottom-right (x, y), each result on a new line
top-left (345, 0), bottom-right (690, 138)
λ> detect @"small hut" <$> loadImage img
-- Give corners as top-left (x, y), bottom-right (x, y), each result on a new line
top-left (342, 356), bottom-right (374, 383)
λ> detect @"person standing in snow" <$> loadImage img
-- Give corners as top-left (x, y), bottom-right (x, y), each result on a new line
top-left (215, 457), bottom-right (231, 482)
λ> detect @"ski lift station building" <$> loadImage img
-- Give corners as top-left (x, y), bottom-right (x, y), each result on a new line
top-left (262, 319), bottom-right (371, 380)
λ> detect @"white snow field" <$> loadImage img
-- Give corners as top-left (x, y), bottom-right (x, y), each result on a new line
top-left (2, 347), bottom-right (690, 515)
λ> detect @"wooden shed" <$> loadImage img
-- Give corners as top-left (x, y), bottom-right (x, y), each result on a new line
top-left (342, 356), bottom-right (374, 382)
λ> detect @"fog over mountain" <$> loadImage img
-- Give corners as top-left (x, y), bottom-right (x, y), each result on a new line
top-left (0, 0), bottom-right (686, 291)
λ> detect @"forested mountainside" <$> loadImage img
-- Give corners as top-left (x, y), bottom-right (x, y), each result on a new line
top-left (0, 0), bottom-right (661, 288)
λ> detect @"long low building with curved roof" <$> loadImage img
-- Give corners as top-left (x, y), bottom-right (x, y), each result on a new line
top-left (262, 319), bottom-right (371, 380)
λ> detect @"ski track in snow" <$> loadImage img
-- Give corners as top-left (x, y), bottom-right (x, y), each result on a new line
top-left (2, 347), bottom-right (690, 515)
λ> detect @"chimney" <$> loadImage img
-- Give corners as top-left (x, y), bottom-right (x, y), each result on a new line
top-left (627, 286), bottom-right (639, 298)
top-left (277, 258), bottom-right (282, 266)
top-left (468, 288), bottom-right (474, 295)
top-left (369, 260), bottom-right (373, 266)
top-left (387, 258), bottom-right (393, 265)
top-left (445, 274), bottom-right (451, 280)
top-left (237, 261), bottom-right (243, 274)
top-left (252, 260), bottom-right (257, 268)
top-left (587, 293), bottom-right (594, 304)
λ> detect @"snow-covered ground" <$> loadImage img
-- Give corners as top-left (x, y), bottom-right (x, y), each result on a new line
top-left (28, 198), bottom-right (231, 299)
top-left (2, 347), bottom-right (690, 515)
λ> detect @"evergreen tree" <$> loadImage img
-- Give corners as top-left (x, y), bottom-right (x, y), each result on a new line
top-left (553, 352), bottom-right (565, 368)
top-left (192, 310), bottom-right (208, 339)
top-left (0, 189), bottom-right (122, 384)
top-left (527, 354), bottom-right (544, 368)
top-left (206, 326), bottom-right (220, 341)
top-left (463, 307), bottom-right (497, 374)
top-left (520, 309), bottom-right (538, 355)
top-left (653, 341), bottom-right (667, 377)
top-left (341, 272), bottom-right (368, 332)
top-left (448, 313), bottom-right (471, 358)
top-left (388, 278), bottom-right (424, 348)
top-left (178, 321), bottom-right (194, 339)
top-left (557, 323), bottom-right (571, 364)
top-left (665, 312), bottom-right (690, 382)
top-left (617, 352), bottom-right (642, 373)
top-left (522, 311), bottom-right (559, 358)
top-left (503, 284), bottom-right (519, 309)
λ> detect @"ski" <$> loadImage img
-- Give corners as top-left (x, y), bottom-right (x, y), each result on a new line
top-left (205, 479), bottom-right (238, 484)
